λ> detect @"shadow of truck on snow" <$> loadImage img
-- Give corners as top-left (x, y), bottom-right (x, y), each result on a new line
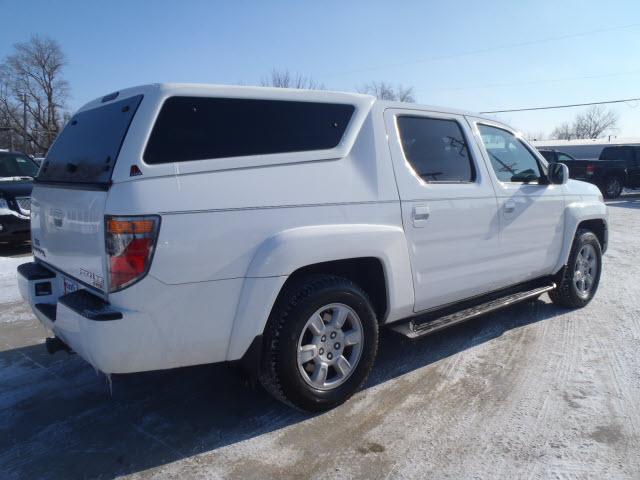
top-left (0, 299), bottom-right (566, 478)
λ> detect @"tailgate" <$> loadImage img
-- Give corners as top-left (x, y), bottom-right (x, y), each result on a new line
top-left (31, 185), bottom-right (107, 291)
top-left (29, 93), bottom-right (144, 293)
top-left (566, 160), bottom-right (590, 180)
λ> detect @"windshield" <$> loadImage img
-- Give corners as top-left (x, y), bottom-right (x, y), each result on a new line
top-left (0, 153), bottom-right (40, 178)
top-left (38, 94), bottom-right (143, 185)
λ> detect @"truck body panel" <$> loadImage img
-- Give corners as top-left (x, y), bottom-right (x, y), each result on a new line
top-left (18, 84), bottom-right (608, 380)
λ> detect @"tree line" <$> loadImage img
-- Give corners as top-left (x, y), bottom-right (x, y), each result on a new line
top-left (525, 105), bottom-right (619, 142)
top-left (0, 37), bottom-right (419, 155)
top-left (0, 35), bottom-right (621, 154)
top-left (549, 105), bottom-right (618, 140)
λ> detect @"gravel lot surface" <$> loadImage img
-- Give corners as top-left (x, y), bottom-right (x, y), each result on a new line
top-left (1, 195), bottom-right (639, 479)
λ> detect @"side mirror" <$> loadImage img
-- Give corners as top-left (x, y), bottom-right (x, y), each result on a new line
top-left (548, 162), bottom-right (569, 185)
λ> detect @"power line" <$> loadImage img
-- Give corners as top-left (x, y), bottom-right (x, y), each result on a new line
top-left (422, 69), bottom-right (640, 93)
top-left (325, 23), bottom-right (640, 77)
top-left (480, 97), bottom-right (640, 114)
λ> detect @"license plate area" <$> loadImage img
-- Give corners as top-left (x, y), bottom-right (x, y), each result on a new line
top-left (63, 277), bottom-right (79, 295)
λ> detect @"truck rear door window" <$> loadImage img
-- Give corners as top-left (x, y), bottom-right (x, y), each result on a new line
top-left (396, 116), bottom-right (475, 182)
top-left (37, 95), bottom-right (143, 185)
top-left (143, 97), bottom-right (355, 164)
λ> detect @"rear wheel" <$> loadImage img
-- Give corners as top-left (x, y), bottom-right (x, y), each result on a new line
top-left (259, 275), bottom-right (378, 412)
top-left (602, 176), bottom-right (623, 199)
top-left (549, 229), bottom-right (602, 308)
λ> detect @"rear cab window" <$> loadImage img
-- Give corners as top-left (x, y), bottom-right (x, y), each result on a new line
top-left (144, 97), bottom-right (355, 164)
top-left (396, 116), bottom-right (475, 183)
top-left (37, 95), bottom-right (143, 186)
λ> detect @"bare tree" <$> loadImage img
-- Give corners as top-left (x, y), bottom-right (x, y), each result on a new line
top-left (0, 35), bottom-right (68, 154)
top-left (550, 122), bottom-right (574, 140)
top-left (550, 106), bottom-right (618, 140)
top-left (359, 81), bottom-right (395, 100)
top-left (395, 85), bottom-right (416, 103)
top-left (573, 105), bottom-right (618, 139)
top-left (358, 81), bottom-right (416, 103)
top-left (260, 69), bottom-right (324, 90)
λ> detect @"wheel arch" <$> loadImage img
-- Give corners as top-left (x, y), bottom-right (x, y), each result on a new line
top-left (576, 219), bottom-right (607, 252)
top-left (226, 224), bottom-right (414, 365)
top-left (602, 168), bottom-right (627, 181)
top-left (554, 201), bottom-right (608, 273)
top-left (276, 257), bottom-right (389, 322)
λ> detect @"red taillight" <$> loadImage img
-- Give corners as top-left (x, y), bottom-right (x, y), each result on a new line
top-left (106, 215), bottom-right (160, 292)
top-left (586, 164), bottom-right (595, 174)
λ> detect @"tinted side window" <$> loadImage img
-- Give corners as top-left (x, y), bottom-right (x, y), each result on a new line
top-left (478, 125), bottom-right (542, 183)
top-left (539, 150), bottom-right (556, 162)
top-left (144, 97), bottom-right (355, 164)
top-left (600, 146), bottom-right (634, 161)
top-left (0, 153), bottom-right (40, 177)
top-left (396, 116), bottom-right (474, 182)
top-left (557, 153), bottom-right (574, 162)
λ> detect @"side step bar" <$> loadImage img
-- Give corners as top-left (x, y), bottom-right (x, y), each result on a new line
top-left (390, 283), bottom-right (556, 339)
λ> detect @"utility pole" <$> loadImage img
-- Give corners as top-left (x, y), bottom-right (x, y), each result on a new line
top-left (21, 93), bottom-right (28, 154)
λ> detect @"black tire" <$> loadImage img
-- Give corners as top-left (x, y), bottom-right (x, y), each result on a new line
top-left (549, 229), bottom-right (602, 308)
top-left (601, 176), bottom-right (623, 199)
top-left (259, 275), bottom-right (378, 412)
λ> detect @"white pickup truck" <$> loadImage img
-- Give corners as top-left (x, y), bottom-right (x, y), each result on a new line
top-left (18, 84), bottom-right (608, 411)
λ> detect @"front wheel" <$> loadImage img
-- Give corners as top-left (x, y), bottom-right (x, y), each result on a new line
top-left (260, 275), bottom-right (378, 412)
top-left (549, 229), bottom-right (602, 308)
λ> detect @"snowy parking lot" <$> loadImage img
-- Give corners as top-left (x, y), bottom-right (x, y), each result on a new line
top-left (1, 195), bottom-right (639, 479)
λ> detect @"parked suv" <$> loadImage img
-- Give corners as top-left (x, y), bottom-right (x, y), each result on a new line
top-left (18, 85), bottom-right (608, 411)
top-left (0, 151), bottom-right (38, 243)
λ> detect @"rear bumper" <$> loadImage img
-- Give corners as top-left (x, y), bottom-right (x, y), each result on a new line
top-left (18, 261), bottom-right (259, 374)
top-left (0, 213), bottom-right (30, 241)
top-left (18, 262), bottom-right (136, 373)
top-left (18, 262), bottom-right (167, 373)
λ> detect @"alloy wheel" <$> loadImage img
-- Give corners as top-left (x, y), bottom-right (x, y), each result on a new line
top-left (296, 303), bottom-right (364, 391)
top-left (574, 244), bottom-right (598, 299)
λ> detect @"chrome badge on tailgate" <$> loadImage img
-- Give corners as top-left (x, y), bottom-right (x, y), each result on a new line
top-left (79, 268), bottom-right (104, 290)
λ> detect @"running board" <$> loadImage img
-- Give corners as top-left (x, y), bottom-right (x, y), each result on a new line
top-left (390, 283), bottom-right (556, 339)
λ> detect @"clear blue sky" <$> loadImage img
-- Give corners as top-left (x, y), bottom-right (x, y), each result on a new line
top-left (2, 0), bottom-right (640, 137)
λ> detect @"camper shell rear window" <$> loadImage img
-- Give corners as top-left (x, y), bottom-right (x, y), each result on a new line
top-left (143, 96), bottom-right (355, 164)
top-left (37, 95), bottom-right (143, 185)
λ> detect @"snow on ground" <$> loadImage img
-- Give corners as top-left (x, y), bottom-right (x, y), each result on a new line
top-left (0, 253), bottom-right (32, 306)
top-left (0, 197), bottom-right (639, 479)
